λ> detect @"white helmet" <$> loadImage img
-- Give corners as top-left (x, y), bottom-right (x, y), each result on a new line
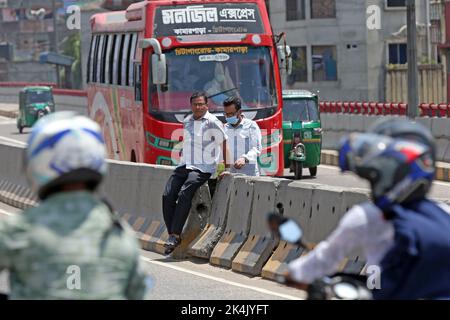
top-left (26, 111), bottom-right (108, 199)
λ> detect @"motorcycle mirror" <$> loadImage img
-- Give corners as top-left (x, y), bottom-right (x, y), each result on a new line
top-left (333, 282), bottom-right (360, 300)
top-left (279, 219), bottom-right (303, 244)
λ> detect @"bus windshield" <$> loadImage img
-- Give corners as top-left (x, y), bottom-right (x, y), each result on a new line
top-left (283, 98), bottom-right (319, 122)
top-left (149, 46), bottom-right (277, 115)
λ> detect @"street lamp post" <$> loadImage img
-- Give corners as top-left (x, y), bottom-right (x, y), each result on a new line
top-left (52, 0), bottom-right (60, 87)
top-left (407, 0), bottom-right (419, 119)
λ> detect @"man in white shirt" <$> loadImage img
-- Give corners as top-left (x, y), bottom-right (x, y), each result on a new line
top-left (221, 96), bottom-right (262, 176)
top-left (162, 91), bottom-right (228, 254)
top-left (285, 121), bottom-right (450, 299)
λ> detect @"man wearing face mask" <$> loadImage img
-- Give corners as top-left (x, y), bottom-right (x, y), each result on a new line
top-left (220, 96), bottom-right (262, 177)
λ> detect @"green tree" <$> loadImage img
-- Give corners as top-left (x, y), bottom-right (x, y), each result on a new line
top-left (61, 32), bottom-right (82, 89)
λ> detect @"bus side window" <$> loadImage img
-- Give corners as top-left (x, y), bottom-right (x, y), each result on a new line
top-left (105, 34), bottom-right (114, 84)
top-left (87, 35), bottom-right (95, 83)
top-left (96, 35), bottom-right (105, 83)
top-left (92, 35), bottom-right (101, 83)
top-left (107, 34), bottom-right (117, 85)
top-left (134, 63), bottom-right (142, 102)
top-left (128, 33), bottom-right (138, 87)
top-left (113, 34), bottom-right (122, 85)
top-left (100, 34), bottom-right (109, 83)
top-left (121, 34), bottom-right (131, 86)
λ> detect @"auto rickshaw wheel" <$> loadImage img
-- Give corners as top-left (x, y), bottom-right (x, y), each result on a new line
top-left (309, 166), bottom-right (317, 177)
top-left (17, 121), bottom-right (23, 134)
top-left (294, 162), bottom-right (303, 180)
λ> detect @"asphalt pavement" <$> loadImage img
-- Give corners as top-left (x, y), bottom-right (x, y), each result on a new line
top-left (1, 115), bottom-right (449, 201)
top-left (0, 202), bottom-right (305, 300)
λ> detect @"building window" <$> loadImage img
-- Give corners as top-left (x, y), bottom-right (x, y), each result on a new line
top-left (388, 43), bottom-right (407, 64)
top-left (286, 0), bottom-right (305, 21)
top-left (311, 0), bottom-right (336, 19)
top-left (386, 0), bottom-right (406, 8)
top-left (287, 46), bottom-right (307, 84)
top-left (312, 45), bottom-right (338, 81)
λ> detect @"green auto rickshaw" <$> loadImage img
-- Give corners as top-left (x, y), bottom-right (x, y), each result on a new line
top-left (282, 90), bottom-right (322, 179)
top-left (17, 86), bottom-right (55, 133)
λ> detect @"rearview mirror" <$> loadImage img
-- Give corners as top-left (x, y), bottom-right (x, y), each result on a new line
top-left (139, 38), bottom-right (167, 85)
top-left (285, 45), bottom-right (293, 75)
top-left (152, 53), bottom-right (167, 85)
top-left (279, 219), bottom-right (303, 244)
top-left (277, 44), bottom-right (292, 75)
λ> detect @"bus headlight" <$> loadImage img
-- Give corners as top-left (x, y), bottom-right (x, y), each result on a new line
top-left (159, 159), bottom-right (174, 166)
top-left (158, 140), bottom-right (172, 148)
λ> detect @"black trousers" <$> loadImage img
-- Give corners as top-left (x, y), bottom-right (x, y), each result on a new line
top-left (162, 165), bottom-right (211, 235)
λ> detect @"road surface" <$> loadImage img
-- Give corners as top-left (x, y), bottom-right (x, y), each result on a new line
top-left (0, 201), bottom-right (305, 300)
top-left (1, 115), bottom-right (449, 202)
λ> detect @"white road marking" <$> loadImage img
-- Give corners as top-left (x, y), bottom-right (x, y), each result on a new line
top-left (140, 256), bottom-right (302, 300)
top-left (0, 117), bottom-right (16, 124)
top-left (0, 136), bottom-right (27, 146)
top-left (0, 207), bottom-right (302, 300)
top-left (0, 208), bottom-right (13, 216)
top-left (319, 164), bottom-right (340, 170)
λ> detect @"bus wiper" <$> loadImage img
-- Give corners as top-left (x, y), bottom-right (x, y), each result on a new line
top-left (208, 87), bottom-right (238, 99)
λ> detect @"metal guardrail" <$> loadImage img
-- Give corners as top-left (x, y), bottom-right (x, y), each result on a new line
top-left (319, 101), bottom-right (450, 117)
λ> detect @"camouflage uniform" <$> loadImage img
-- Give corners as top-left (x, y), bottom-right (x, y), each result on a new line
top-left (0, 191), bottom-right (148, 299)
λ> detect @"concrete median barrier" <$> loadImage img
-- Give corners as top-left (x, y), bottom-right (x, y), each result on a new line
top-left (210, 176), bottom-right (254, 269)
top-left (231, 177), bottom-right (281, 276)
top-left (188, 174), bottom-right (234, 259)
top-left (102, 160), bottom-right (212, 259)
top-left (262, 184), bottom-right (369, 280)
top-left (436, 139), bottom-right (449, 162)
top-left (53, 94), bottom-right (88, 116)
top-left (0, 142), bottom-right (37, 209)
top-left (307, 185), bottom-right (346, 243)
top-left (349, 114), bottom-right (365, 133)
top-left (431, 118), bottom-right (450, 138)
top-left (261, 181), bottom-right (318, 281)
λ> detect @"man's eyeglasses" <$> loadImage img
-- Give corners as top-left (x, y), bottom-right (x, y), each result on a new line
top-left (192, 102), bottom-right (207, 107)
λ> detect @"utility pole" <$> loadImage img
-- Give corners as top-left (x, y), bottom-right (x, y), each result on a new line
top-left (52, 0), bottom-right (61, 87)
top-left (426, 0), bottom-right (431, 62)
top-left (407, 0), bottom-right (419, 119)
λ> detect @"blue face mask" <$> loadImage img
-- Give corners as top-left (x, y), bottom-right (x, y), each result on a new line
top-left (226, 116), bottom-right (239, 125)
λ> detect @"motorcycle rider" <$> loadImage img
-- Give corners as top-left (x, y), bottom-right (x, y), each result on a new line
top-left (0, 112), bottom-right (149, 299)
top-left (286, 119), bottom-right (450, 299)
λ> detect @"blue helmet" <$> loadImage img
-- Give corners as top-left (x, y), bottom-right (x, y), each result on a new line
top-left (339, 133), bottom-right (435, 211)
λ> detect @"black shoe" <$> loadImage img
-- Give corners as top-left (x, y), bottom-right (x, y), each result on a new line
top-left (164, 235), bottom-right (181, 255)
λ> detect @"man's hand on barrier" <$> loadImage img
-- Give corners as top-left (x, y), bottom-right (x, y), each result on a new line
top-left (234, 157), bottom-right (246, 169)
top-left (218, 171), bottom-right (230, 180)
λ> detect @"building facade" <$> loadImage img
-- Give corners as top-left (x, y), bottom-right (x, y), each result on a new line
top-left (0, 0), bottom-right (79, 85)
top-left (270, 0), bottom-right (444, 102)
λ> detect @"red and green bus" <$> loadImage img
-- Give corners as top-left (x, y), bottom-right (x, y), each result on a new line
top-left (87, 0), bottom-right (289, 176)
